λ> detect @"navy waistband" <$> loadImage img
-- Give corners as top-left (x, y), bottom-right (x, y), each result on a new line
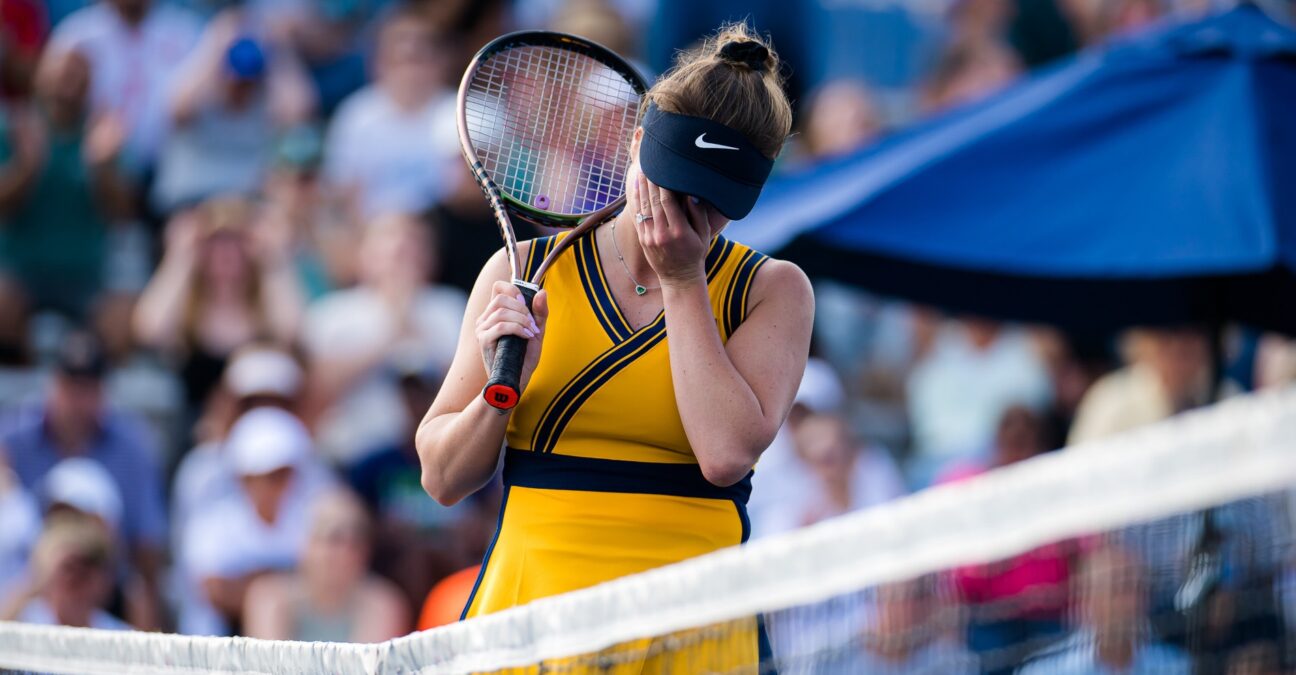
top-left (503, 448), bottom-right (752, 504)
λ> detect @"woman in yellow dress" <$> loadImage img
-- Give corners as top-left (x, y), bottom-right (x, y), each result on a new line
top-left (416, 24), bottom-right (814, 671)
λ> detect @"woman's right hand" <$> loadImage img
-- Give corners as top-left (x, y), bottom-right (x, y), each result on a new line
top-left (475, 282), bottom-right (548, 394)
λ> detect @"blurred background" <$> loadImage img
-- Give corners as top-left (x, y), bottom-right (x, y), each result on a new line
top-left (0, 0), bottom-right (1294, 666)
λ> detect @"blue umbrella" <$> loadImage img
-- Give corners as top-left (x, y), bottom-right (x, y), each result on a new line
top-left (732, 4), bottom-right (1296, 337)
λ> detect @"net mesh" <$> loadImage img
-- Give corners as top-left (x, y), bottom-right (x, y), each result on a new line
top-left (2, 386), bottom-right (1294, 675)
top-left (464, 43), bottom-right (642, 218)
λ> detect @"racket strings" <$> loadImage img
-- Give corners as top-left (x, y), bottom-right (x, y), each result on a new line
top-left (464, 44), bottom-right (641, 218)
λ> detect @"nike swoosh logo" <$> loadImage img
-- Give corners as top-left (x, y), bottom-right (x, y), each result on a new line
top-left (695, 133), bottom-right (739, 151)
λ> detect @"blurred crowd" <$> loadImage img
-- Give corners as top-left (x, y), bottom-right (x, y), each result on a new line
top-left (0, 0), bottom-right (1294, 671)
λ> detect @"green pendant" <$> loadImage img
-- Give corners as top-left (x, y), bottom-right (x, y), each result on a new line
top-left (635, 285), bottom-right (647, 296)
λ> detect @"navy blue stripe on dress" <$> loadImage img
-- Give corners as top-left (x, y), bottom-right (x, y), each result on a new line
top-left (576, 235), bottom-right (634, 343)
top-left (725, 249), bottom-right (767, 337)
top-left (737, 254), bottom-right (769, 327)
top-left (459, 485), bottom-right (511, 621)
top-left (757, 615), bottom-right (777, 673)
top-left (721, 249), bottom-right (755, 337)
top-left (503, 448), bottom-right (753, 504)
top-left (705, 236), bottom-right (734, 283)
top-left (532, 314), bottom-right (667, 454)
top-left (523, 234), bottom-right (551, 280)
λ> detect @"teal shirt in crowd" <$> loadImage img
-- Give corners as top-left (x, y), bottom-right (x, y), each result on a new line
top-left (0, 108), bottom-right (107, 316)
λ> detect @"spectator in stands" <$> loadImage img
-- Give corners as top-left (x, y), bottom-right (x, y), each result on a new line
top-left (947, 0), bottom-right (1016, 52)
top-left (431, 166), bottom-right (535, 295)
top-left (748, 357), bottom-right (839, 538)
top-left (151, 9), bottom-right (315, 215)
top-left (0, 331), bottom-right (165, 630)
top-left (133, 196), bottom-right (305, 412)
top-left (905, 319), bottom-right (1052, 487)
top-left (39, 456), bottom-right (122, 536)
top-left (0, 453), bottom-right (39, 602)
top-left (348, 366), bottom-right (488, 608)
top-left (1018, 544), bottom-right (1191, 674)
top-left (171, 344), bottom-right (334, 553)
top-left (0, 0), bottom-right (45, 100)
top-left (936, 405), bottom-right (1051, 481)
top-left (1254, 333), bottom-right (1296, 390)
top-left (2, 512), bottom-right (129, 630)
top-left (304, 213), bottom-right (465, 465)
top-left (938, 407), bottom-right (1073, 675)
top-left (800, 79), bottom-right (885, 161)
top-left (1068, 327), bottom-right (1211, 445)
top-left (854, 575), bottom-right (978, 674)
top-left (0, 47), bottom-right (133, 321)
top-left (323, 7), bottom-right (458, 218)
top-left (264, 0), bottom-right (377, 116)
top-left (1060, 0), bottom-right (1164, 46)
top-left (793, 80), bottom-right (925, 452)
top-left (549, 0), bottom-right (639, 70)
top-left (260, 124), bottom-right (360, 300)
top-left (784, 410), bottom-right (907, 528)
top-left (46, 0), bottom-right (201, 171)
top-left (921, 38), bottom-right (1021, 113)
top-left (243, 489), bottom-right (408, 642)
top-left (178, 407), bottom-right (325, 635)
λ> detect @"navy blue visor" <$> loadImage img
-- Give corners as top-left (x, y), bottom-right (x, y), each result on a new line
top-left (638, 104), bottom-right (775, 220)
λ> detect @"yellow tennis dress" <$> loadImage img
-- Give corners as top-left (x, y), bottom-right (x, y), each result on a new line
top-left (461, 232), bottom-right (773, 672)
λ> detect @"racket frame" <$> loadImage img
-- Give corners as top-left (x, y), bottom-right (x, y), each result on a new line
top-left (456, 30), bottom-right (648, 409)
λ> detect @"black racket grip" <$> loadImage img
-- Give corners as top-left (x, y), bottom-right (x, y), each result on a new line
top-left (483, 283), bottom-right (538, 410)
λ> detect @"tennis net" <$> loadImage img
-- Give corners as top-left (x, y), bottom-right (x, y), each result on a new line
top-left (2, 386), bottom-right (1294, 674)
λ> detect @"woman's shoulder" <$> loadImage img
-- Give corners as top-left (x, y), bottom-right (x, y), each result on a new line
top-left (744, 251), bottom-right (812, 308)
top-left (714, 236), bottom-right (806, 284)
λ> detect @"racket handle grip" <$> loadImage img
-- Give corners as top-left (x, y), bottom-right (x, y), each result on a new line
top-left (483, 283), bottom-right (538, 411)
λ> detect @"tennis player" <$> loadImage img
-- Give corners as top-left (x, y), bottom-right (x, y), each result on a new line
top-left (417, 24), bottom-right (812, 649)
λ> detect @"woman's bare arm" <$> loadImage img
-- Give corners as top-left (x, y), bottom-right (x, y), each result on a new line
top-left (639, 174), bottom-right (813, 486)
top-left (416, 245), bottom-right (547, 506)
top-left (663, 261), bottom-right (813, 485)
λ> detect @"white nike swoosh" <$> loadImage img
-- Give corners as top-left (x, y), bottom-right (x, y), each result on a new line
top-left (695, 133), bottom-right (739, 151)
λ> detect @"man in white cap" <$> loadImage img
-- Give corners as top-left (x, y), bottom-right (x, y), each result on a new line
top-left (747, 358), bottom-right (906, 539)
top-left (40, 457), bottom-right (124, 535)
top-left (178, 407), bottom-right (325, 636)
top-left (171, 344), bottom-right (332, 552)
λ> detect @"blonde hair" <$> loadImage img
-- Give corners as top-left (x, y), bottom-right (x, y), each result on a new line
top-left (645, 23), bottom-right (793, 160)
top-left (182, 196), bottom-right (267, 348)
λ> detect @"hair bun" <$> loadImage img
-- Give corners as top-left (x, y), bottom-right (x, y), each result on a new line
top-left (717, 40), bottom-right (770, 73)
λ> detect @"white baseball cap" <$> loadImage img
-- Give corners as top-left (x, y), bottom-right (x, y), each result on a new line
top-left (223, 346), bottom-right (303, 399)
top-left (794, 357), bottom-right (846, 414)
top-left (41, 457), bottom-right (123, 532)
top-left (225, 408), bottom-right (312, 476)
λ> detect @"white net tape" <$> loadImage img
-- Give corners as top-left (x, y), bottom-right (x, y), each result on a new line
top-left (2, 386), bottom-right (1294, 674)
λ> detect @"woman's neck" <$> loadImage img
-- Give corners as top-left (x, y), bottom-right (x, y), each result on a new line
top-left (607, 210), bottom-right (659, 288)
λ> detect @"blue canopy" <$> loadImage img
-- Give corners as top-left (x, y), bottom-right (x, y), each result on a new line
top-left (732, 5), bottom-right (1296, 336)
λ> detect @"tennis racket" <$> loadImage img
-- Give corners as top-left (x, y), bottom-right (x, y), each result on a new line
top-left (457, 31), bottom-right (648, 410)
